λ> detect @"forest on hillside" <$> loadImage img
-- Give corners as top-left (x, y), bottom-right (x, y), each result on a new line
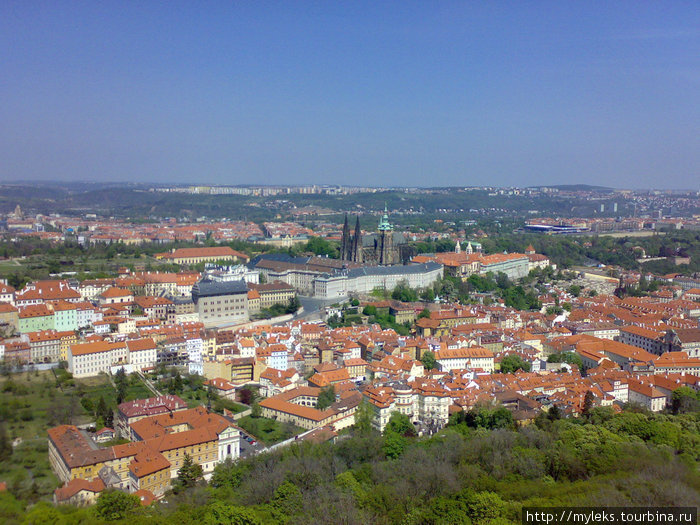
top-left (2, 407), bottom-right (699, 525)
top-left (0, 185), bottom-right (653, 220)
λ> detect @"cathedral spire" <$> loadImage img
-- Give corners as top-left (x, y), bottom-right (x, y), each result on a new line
top-left (378, 203), bottom-right (392, 231)
top-left (341, 214), bottom-right (350, 260)
top-left (353, 215), bottom-right (363, 263)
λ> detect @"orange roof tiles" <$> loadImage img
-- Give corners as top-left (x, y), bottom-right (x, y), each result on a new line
top-left (54, 478), bottom-right (105, 502)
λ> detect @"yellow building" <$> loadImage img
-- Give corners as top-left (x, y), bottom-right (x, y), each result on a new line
top-left (59, 331), bottom-right (78, 361)
top-left (49, 407), bottom-right (240, 503)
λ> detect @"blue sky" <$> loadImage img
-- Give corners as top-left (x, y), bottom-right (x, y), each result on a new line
top-left (1, 2), bottom-right (698, 188)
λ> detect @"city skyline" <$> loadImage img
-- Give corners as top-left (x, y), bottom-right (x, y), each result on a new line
top-left (1, 2), bottom-right (699, 188)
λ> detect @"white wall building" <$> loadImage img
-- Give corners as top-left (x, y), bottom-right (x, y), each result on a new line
top-left (68, 341), bottom-right (128, 378)
top-left (434, 347), bottom-right (495, 373)
top-left (313, 262), bottom-right (443, 299)
top-left (126, 338), bottom-right (158, 372)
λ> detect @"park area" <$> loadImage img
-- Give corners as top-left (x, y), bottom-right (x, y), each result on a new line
top-left (152, 368), bottom-right (248, 415)
top-left (0, 367), bottom-right (153, 502)
top-left (235, 415), bottom-right (303, 446)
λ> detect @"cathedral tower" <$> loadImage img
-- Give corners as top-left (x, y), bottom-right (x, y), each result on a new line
top-left (353, 216), bottom-right (363, 263)
top-left (377, 204), bottom-right (394, 265)
top-left (341, 214), bottom-right (350, 261)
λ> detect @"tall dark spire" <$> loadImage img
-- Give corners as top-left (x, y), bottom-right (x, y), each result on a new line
top-left (341, 214), bottom-right (350, 260)
top-left (353, 216), bottom-right (363, 263)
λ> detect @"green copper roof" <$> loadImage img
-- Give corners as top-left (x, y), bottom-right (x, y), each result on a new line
top-left (378, 203), bottom-right (393, 231)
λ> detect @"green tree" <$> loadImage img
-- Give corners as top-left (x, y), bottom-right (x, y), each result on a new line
top-left (210, 457), bottom-right (244, 489)
top-left (272, 481), bottom-right (303, 517)
top-left (453, 406), bottom-right (514, 430)
top-left (95, 395), bottom-right (114, 429)
top-left (317, 385), bottom-right (336, 410)
top-left (0, 491), bottom-right (24, 523)
top-left (305, 236), bottom-right (337, 258)
top-left (172, 371), bottom-right (183, 394)
top-left (547, 352), bottom-right (583, 369)
top-left (174, 453), bottom-right (203, 492)
top-left (411, 497), bottom-right (472, 525)
top-left (385, 411), bottom-right (416, 437)
top-left (391, 280), bottom-right (418, 303)
top-left (204, 501), bottom-right (262, 525)
top-left (0, 423), bottom-right (12, 462)
top-left (672, 386), bottom-right (700, 414)
top-left (582, 390), bottom-right (595, 416)
top-left (114, 367), bottom-right (128, 404)
top-left (420, 350), bottom-right (437, 371)
top-left (458, 490), bottom-right (506, 524)
top-left (420, 288), bottom-right (436, 302)
top-left (499, 354), bottom-right (531, 374)
top-left (94, 490), bottom-right (140, 521)
top-left (251, 400), bottom-right (262, 418)
top-left (567, 285), bottom-right (582, 297)
top-left (354, 399), bottom-right (374, 435)
top-left (418, 308), bottom-right (431, 319)
top-left (548, 404), bottom-right (562, 421)
top-left (383, 431), bottom-right (407, 459)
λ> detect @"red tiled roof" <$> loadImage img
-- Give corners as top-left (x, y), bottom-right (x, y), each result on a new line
top-left (54, 478), bottom-right (105, 502)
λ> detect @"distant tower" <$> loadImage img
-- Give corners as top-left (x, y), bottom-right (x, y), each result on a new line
top-left (377, 204), bottom-right (394, 265)
top-left (613, 202), bottom-right (618, 213)
top-left (341, 214), bottom-right (350, 261)
top-left (353, 216), bottom-right (363, 263)
top-left (600, 204), bottom-right (605, 213)
top-left (466, 242), bottom-right (473, 255)
top-left (455, 240), bottom-right (461, 254)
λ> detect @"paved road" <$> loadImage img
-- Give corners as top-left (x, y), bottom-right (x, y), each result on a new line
top-left (289, 295), bottom-right (349, 323)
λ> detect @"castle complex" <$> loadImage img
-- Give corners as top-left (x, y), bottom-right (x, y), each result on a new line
top-left (340, 206), bottom-right (407, 266)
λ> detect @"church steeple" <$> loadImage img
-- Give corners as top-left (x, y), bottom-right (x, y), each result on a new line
top-left (353, 216), bottom-right (363, 263)
top-left (378, 203), bottom-right (393, 231)
top-left (341, 214), bottom-right (350, 260)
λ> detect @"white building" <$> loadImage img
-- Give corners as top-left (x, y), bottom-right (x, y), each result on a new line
top-left (628, 379), bottom-right (666, 412)
top-left (313, 262), bottom-right (443, 299)
top-left (217, 425), bottom-right (241, 463)
top-left (237, 338), bottom-right (256, 359)
top-left (434, 347), bottom-right (495, 373)
top-left (204, 264), bottom-right (260, 285)
top-left (68, 341), bottom-right (128, 378)
top-left (185, 336), bottom-right (203, 363)
top-left (76, 303), bottom-right (102, 329)
top-left (126, 338), bottom-right (158, 372)
top-left (364, 381), bottom-right (451, 433)
top-left (268, 345), bottom-right (289, 371)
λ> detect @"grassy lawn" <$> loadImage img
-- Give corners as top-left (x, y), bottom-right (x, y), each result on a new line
top-left (155, 370), bottom-right (247, 414)
top-left (0, 370), bottom-right (109, 501)
top-left (0, 258), bottom-right (23, 272)
top-left (0, 369), bottom-right (156, 502)
top-left (213, 397), bottom-right (248, 415)
top-left (236, 416), bottom-right (303, 446)
top-left (175, 384), bottom-right (248, 414)
top-left (79, 255), bottom-right (156, 272)
top-left (0, 369), bottom-right (95, 441)
top-left (124, 377), bottom-right (153, 401)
